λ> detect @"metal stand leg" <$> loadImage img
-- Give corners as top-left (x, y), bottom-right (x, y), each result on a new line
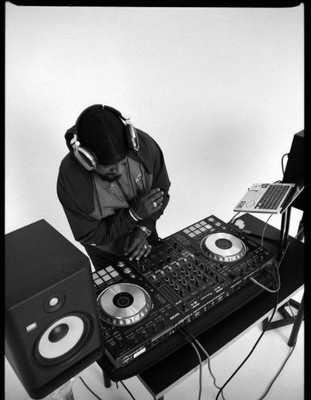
top-left (103, 371), bottom-right (112, 388)
top-left (263, 214), bottom-right (304, 345)
top-left (278, 207), bottom-right (291, 261)
top-left (288, 294), bottom-right (304, 347)
top-left (262, 298), bottom-right (303, 331)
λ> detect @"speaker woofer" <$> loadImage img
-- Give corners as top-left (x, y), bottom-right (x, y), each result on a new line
top-left (35, 313), bottom-right (90, 364)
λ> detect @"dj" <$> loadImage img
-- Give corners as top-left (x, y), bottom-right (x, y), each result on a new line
top-left (57, 104), bottom-right (171, 270)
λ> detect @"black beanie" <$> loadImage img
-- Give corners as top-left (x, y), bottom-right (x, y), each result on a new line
top-left (77, 107), bottom-right (130, 165)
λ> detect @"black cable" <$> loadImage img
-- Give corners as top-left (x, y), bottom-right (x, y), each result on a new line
top-left (257, 342), bottom-right (297, 400)
top-left (182, 328), bottom-right (226, 400)
top-left (120, 380), bottom-right (137, 400)
top-left (260, 214), bottom-right (273, 247)
top-left (250, 259), bottom-right (281, 294)
top-left (190, 342), bottom-right (203, 400)
top-left (180, 329), bottom-right (203, 400)
top-left (215, 274), bottom-right (279, 400)
top-left (227, 212), bottom-right (241, 224)
top-left (79, 375), bottom-right (137, 400)
top-left (79, 376), bottom-right (102, 400)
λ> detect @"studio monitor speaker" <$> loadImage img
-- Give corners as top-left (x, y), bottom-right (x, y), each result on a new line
top-left (282, 129), bottom-right (304, 211)
top-left (5, 220), bottom-right (104, 399)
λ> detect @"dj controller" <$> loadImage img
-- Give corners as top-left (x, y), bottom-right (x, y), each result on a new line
top-left (92, 215), bottom-right (276, 368)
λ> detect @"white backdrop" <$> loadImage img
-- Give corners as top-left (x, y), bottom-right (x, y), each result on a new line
top-left (6, 5), bottom-right (304, 254)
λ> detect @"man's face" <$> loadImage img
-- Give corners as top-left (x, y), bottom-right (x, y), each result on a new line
top-left (94, 157), bottom-right (128, 182)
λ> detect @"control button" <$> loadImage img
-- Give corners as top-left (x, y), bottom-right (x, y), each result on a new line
top-left (117, 261), bottom-right (125, 268)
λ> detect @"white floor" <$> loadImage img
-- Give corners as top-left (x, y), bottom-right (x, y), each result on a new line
top-left (5, 288), bottom-right (304, 400)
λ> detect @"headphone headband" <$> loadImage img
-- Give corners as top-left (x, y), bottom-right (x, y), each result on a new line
top-left (69, 104), bottom-right (139, 170)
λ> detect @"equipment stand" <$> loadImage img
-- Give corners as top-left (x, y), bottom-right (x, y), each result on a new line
top-left (262, 296), bottom-right (304, 346)
top-left (262, 209), bottom-right (304, 347)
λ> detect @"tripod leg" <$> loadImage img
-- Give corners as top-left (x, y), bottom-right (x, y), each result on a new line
top-left (287, 293), bottom-right (304, 347)
top-left (296, 217), bottom-right (304, 241)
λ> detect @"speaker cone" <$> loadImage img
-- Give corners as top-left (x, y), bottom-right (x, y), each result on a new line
top-left (35, 314), bottom-right (90, 364)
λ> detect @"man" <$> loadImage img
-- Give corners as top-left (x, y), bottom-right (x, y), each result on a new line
top-left (57, 104), bottom-right (170, 270)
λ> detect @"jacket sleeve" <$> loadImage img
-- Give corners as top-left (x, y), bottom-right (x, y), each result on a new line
top-left (134, 130), bottom-right (171, 233)
top-left (57, 155), bottom-right (138, 246)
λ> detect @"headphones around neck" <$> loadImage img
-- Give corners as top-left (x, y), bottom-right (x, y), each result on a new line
top-left (69, 104), bottom-right (139, 171)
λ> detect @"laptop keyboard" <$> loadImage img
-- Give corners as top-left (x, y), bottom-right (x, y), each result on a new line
top-left (256, 185), bottom-right (291, 210)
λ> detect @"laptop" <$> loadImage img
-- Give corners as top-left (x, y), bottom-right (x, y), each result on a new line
top-left (233, 182), bottom-right (299, 214)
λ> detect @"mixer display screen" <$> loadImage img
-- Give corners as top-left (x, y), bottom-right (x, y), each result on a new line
top-left (92, 215), bottom-right (276, 368)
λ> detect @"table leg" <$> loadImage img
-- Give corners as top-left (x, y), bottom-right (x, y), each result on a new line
top-left (103, 371), bottom-right (112, 388)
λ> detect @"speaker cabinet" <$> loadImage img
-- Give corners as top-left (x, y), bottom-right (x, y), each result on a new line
top-left (282, 130), bottom-right (304, 211)
top-left (5, 220), bottom-right (104, 399)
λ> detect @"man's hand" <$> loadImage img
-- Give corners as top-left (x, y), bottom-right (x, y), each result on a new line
top-left (130, 188), bottom-right (164, 220)
top-left (124, 228), bottom-right (152, 261)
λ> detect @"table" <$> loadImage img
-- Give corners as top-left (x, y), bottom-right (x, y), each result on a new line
top-left (98, 213), bottom-right (304, 400)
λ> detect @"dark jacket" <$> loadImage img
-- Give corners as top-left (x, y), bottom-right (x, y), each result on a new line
top-left (57, 128), bottom-right (170, 256)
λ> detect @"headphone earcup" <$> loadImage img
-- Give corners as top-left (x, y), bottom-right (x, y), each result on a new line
top-left (73, 145), bottom-right (98, 171)
top-left (104, 105), bottom-right (139, 152)
top-left (125, 123), bottom-right (140, 152)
